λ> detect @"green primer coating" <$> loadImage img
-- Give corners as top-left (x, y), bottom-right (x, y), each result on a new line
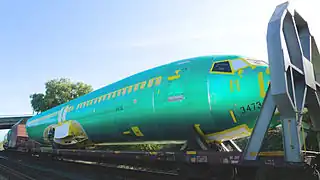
top-left (25, 55), bottom-right (276, 145)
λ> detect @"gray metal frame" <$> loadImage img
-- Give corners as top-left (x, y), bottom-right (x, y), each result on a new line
top-left (243, 1), bottom-right (320, 163)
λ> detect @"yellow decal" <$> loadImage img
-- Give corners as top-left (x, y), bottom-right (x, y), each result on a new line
top-left (229, 110), bottom-right (237, 123)
top-left (265, 67), bottom-right (270, 75)
top-left (123, 131), bottom-right (131, 135)
top-left (229, 80), bottom-right (234, 92)
top-left (186, 151), bottom-right (197, 155)
top-left (238, 69), bottom-right (243, 78)
top-left (230, 79), bottom-right (240, 92)
top-left (205, 124), bottom-right (252, 142)
top-left (258, 72), bottom-right (266, 98)
top-left (131, 126), bottom-right (144, 137)
top-left (168, 70), bottom-right (181, 81)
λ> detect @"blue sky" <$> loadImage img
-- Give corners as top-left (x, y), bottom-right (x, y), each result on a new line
top-left (0, 0), bottom-right (319, 140)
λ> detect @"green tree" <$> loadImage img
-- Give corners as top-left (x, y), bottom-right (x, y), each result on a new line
top-left (30, 78), bottom-right (93, 114)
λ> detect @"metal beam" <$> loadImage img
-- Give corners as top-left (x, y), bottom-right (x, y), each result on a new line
top-left (242, 1), bottom-right (320, 163)
top-left (0, 115), bottom-right (32, 129)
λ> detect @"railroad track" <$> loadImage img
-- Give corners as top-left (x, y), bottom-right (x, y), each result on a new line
top-left (0, 152), bottom-right (182, 180)
top-left (60, 157), bottom-right (179, 179)
top-left (0, 163), bottom-right (36, 180)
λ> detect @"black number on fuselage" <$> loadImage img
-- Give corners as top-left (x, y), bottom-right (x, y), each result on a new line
top-left (116, 105), bottom-right (124, 112)
top-left (256, 101), bottom-right (262, 109)
top-left (240, 107), bottom-right (246, 113)
top-left (240, 101), bottom-right (262, 114)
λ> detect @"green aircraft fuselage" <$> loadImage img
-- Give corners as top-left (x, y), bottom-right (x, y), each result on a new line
top-left (25, 55), bottom-right (276, 147)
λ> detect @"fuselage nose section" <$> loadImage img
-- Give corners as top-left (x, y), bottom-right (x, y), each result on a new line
top-left (206, 59), bottom-right (271, 142)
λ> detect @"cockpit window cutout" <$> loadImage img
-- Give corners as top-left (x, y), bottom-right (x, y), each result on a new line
top-left (211, 61), bottom-right (232, 73)
top-left (231, 59), bottom-right (248, 71)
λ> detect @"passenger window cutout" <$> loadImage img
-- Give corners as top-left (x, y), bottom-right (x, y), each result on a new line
top-left (211, 61), bottom-right (232, 73)
top-left (232, 59), bottom-right (248, 71)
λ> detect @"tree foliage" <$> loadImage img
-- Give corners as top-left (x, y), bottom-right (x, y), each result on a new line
top-left (235, 111), bottom-right (319, 152)
top-left (30, 78), bottom-right (93, 114)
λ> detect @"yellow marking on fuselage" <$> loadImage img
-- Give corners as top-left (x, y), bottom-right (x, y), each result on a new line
top-left (131, 126), bottom-right (144, 137)
top-left (229, 80), bottom-right (234, 92)
top-left (238, 69), bottom-right (244, 78)
top-left (258, 72), bottom-right (266, 98)
top-left (266, 67), bottom-right (270, 74)
top-left (229, 110), bottom-right (237, 123)
top-left (230, 79), bottom-right (240, 92)
top-left (205, 124), bottom-right (253, 142)
top-left (123, 131), bottom-right (131, 135)
top-left (236, 80), bottom-right (240, 91)
top-left (168, 69), bottom-right (181, 81)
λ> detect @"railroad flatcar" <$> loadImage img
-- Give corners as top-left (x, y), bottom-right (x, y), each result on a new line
top-left (3, 118), bottom-right (29, 151)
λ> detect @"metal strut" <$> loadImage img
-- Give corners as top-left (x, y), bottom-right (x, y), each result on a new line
top-left (242, 1), bottom-right (320, 163)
